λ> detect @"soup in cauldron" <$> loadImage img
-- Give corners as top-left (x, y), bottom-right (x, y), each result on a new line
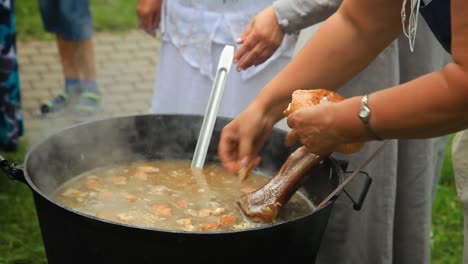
top-left (53, 160), bottom-right (315, 232)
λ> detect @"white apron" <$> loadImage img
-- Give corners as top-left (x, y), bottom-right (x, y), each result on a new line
top-left (151, 0), bottom-right (297, 118)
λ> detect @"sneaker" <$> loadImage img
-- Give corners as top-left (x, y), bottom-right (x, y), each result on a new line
top-left (75, 91), bottom-right (101, 115)
top-left (40, 92), bottom-right (75, 115)
top-left (40, 84), bottom-right (82, 116)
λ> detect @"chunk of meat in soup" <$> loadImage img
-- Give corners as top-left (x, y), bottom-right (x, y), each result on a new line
top-left (53, 160), bottom-right (314, 232)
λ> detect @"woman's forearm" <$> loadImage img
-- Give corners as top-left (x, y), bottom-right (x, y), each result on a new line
top-left (333, 66), bottom-right (468, 142)
top-left (335, 0), bottom-right (468, 141)
top-left (255, 2), bottom-right (402, 121)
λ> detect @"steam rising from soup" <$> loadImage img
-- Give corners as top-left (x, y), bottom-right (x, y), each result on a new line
top-left (53, 160), bottom-right (314, 232)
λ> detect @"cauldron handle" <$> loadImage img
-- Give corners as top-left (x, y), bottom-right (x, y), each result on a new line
top-left (342, 171), bottom-right (372, 211)
top-left (319, 140), bottom-right (389, 209)
top-left (337, 160), bottom-right (349, 172)
top-left (0, 154), bottom-right (26, 184)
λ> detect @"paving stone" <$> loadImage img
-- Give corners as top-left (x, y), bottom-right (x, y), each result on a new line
top-left (39, 46), bottom-right (59, 55)
top-left (20, 64), bottom-right (49, 75)
top-left (30, 55), bottom-right (60, 64)
top-left (95, 45), bottom-right (116, 54)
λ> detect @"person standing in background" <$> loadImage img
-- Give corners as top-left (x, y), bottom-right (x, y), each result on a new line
top-left (136, 0), bottom-right (297, 119)
top-left (230, 1), bottom-right (450, 263)
top-left (0, 0), bottom-right (24, 152)
top-left (38, 0), bottom-right (101, 116)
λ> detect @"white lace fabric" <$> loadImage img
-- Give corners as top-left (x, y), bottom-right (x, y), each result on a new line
top-left (161, 0), bottom-right (297, 80)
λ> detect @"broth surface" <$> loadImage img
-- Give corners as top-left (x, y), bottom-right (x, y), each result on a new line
top-left (53, 160), bottom-right (314, 232)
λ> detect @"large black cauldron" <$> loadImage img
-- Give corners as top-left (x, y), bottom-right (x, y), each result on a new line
top-left (1, 114), bottom-right (369, 264)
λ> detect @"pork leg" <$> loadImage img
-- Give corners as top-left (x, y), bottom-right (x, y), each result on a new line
top-left (237, 146), bottom-right (329, 223)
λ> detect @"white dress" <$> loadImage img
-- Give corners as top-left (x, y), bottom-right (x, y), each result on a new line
top-left (151, 0), bottom-right (297, 118)
top-left (288, 13), bottom-right (450, 264)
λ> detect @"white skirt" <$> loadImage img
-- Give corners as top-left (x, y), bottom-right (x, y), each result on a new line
top-left (151, 39), bottom-right (292, 119)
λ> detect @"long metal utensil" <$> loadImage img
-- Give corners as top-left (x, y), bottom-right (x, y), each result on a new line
top-left (191, 45), bottom-right (234, 169)
top-left (318, 140), bottom-right (390, 208)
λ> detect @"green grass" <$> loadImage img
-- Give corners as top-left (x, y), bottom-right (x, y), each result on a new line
top-left (432, 135), bottom-right (464, 264)
top-left (0, 139), bottom-right (47, 264)
top-left (0, 136), bottom-right (464, 263)
top-left (15, 0), bottom-right (139, 41)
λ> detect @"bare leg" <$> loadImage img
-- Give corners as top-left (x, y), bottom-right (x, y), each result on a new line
top-left (56, 34), bottom-right (81, 80)
top-left (40, 35), bottom-right (83, 114)
top-left (75, 36), bottom-right (100, 114)
top-left (56, 35), bottom-right (96, 81)
top-left (77, 37), bottom-right (96, 81)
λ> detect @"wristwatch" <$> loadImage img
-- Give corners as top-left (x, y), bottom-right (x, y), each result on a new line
top-left (358, 94), bottom-right (383, 141)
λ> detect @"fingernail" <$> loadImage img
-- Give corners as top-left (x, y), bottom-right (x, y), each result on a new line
top-left (236, 37), bottom-right (242, 43)
top-left (240, 157), bottom-right (250, 168)
top-left (233, 58), bottom-right (238, 63)
top-left (237, 67), bottom-right (242, 72)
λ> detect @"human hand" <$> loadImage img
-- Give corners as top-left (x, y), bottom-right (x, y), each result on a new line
top-left (137, 0), bottom-right (162, 37)
top-left (218, 103), bottom-right (277, 174)
top-left (234, 6), bottom-right (285, 71)
top-left (286, 103), bottom-right (344, 156)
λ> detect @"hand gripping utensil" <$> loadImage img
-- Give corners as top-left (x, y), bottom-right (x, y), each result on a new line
top-left (191, 45), bottom-right (235, 169)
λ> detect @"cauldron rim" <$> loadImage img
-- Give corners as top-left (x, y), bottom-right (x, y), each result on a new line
top-left (23, 113), bottom-right (343, 234)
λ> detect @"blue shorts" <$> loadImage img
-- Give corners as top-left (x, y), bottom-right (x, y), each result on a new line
top-left (38, 0), bottom-right (93, 41)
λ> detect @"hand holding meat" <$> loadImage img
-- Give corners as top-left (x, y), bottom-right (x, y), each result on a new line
top-left (285, 89), bottom-right (364, 156)
top-left (237, 89), bottom-right (363, 223)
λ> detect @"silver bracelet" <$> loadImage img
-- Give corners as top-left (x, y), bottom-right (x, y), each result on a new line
top-left (358, 94), bottom-right (383, 141)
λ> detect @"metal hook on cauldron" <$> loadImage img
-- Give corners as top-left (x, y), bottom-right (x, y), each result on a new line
top-left (0, 154), bottom-right (26, 184)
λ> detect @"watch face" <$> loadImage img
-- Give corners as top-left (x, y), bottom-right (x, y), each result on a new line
top-left (359, 109), bottom-right (368, 119)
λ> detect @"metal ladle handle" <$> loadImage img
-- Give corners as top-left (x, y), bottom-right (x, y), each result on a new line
top-left (191, 45), bottom-right (234, 169)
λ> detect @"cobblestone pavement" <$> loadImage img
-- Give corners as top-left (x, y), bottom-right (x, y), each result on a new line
top-left (18, 30), bottom-right (160, 145)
